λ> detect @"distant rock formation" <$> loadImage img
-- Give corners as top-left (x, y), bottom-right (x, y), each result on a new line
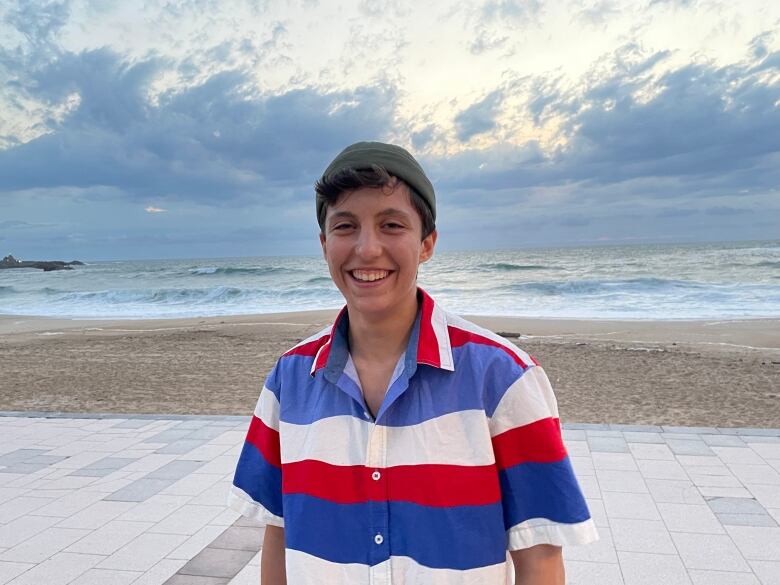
top-left (1, 254), bottom-right (85, 272)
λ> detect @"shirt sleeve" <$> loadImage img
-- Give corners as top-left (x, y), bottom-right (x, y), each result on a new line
top-left (227, 362), bottom-right (284, 527)
top-left (488, 357), bottom-right (598, 550)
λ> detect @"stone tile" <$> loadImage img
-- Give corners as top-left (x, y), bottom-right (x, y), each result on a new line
top-left (114, 420), bottom-right (156, 429)
top-left (193, 455), bottom-right (235, 476)
top-left (717, 513), bottom-right (778, 527)
top-left (160, 474), bottom-right (223, 498)
top-left (189, 481), bottom-right (230, 507)
top-left (104, 478), bottom-right (175, 502)
top-left (565, 440), bottom-right (590, 457)
top-left (610, 518), bottom-right (676, 554)
top-left (0, 450), bottom-right (50, 465)
top-left (623, 432), bottom-right (665, 444)
top-left (570, 456), bottom-right (595, 476)
top-left (66, 520), bottom-right (153, 556)
top-left (628, 443), bottom-right (674, 460)
top-left (125, 558), bottom-right (188, 585)
top-left (748, 443), bottom-right (780, 460)
top-left (57, 501), bottom-right (136, 530)
top-left (688, 569), bottom-right (760, 584)
top-left (563, 430), bottom-right (587, 441)
top-left (0, 515), bottom-right (60, 548)
top-left (726, 526), bottom-right (780, 561)
top-left (0, 497), bottom-right (49, 523)
top-left (97, 533), bottom-right (189, 572)
top-left (205, 508), bottom-right (239, 528)
top-left (711, 447), bottom-right (765, 465)
top-left (706, 497), bottom-right (769, 515)
top-left (701, 434), bottom-right (747, 447)
top-left (121, 455), bottom-right (178, 474)
top-left (698, 486), bottom-right (754, 499)
top-left (662, 432), bottom-right (705, 441)
top-left (646, 479), bottom-right (704, 504)
top-left (146, 460), bottom-right (205, 481)
top-left (208, 526), bottom-right (263, 552)
top-left (610, 424), bottom-right (663, 433)
top-left (596, 470), bottom-right (648, 493)
top-left (5, 552), bottom-right (102, 585)
top-left (617, 551), bottom-right (692, 585)
top-left (588, 437), bottom-right (630, 453)
top-left (603, 492), bottom-right (660, 521)
top-left (586, 498), bottom-right (609, 528)
top-left (577, 475), bottom-right (601, 499)
top-left (0, 561), bottom-right (34, 584)
top-left (115, 494), bottom-right (190, 523)
top-left (143, 430), bottom-right (192, 444)
top-left (564, 561), bottom-right (625, 585)
top-left (667, 440), bottom-right (715, 456)
top-left (657, 503), bottom-right (725, 534)
top-left (176, 547), bottom-right (256, 579)
top-left (663, 426), bottom-right (720, 435)
top-left (749, 560), bottom-right (780, 585)
top-left (156, 440), bottom-right (207, 455)
top-left (149, 505), bottom-right (224, 536)
top-left (165, 576), bottom-right (229, 584)
top-left (671, 532), bottom-right (751, 571)
top-left (69, 568), bottom-right (141, 584)
top-left (167, 525), bottom-right (226, 560)
top-left (728, 464), bottom-right (780, 485)
top-left (687, 469), bottom-right (743, 489)
top-left (592, 452), bottom-right (638, 472)
top-left (637, 459), bottom-right (689, 480)
top-left (226, 561), bottom-right (261, 585)
top-left (28, 489), bottom-right (106, 519)
top-left (69, 457), bottom-right (136, 477)
top-left (0, 527), bottom-right (90, 563)
top-left (748, 484), bottom-right (780, 509)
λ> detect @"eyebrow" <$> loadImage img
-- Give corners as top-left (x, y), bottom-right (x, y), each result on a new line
top-left (327, 208), bottom-right (412, 225)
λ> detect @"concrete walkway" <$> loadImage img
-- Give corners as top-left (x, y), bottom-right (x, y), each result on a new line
top-left (0, 413), bottom-right (778, 585)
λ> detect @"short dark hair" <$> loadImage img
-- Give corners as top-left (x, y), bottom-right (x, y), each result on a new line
top-left (315, 165), bottom-right (436, 240)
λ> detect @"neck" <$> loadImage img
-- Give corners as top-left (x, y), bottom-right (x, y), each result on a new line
top-left (347, 291), bottom-right (419, 363)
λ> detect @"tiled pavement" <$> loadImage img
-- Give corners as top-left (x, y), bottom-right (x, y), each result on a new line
top-left (1, 414), bottom-right (779, 585)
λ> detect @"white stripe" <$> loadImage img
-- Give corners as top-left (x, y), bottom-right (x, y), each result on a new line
top-left (285, 548), bottom-right (514, 584)
top-left (279, 410), bottom-right (495, 466)
top-left (228, 485), bottom-right (284, 527)
top-left (507, 517), bottom-right (599, 549)
top-left (430, 301), bottom-right (454, 371)
top-left (445, 311), bottom-right (535, 368)
top-left (253, 385), bottom-right (280, 431)
top-left (489, 366), bottom-right (560, 437)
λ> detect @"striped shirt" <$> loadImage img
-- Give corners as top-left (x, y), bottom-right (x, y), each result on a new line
top-left (229, 288), bottom-right (598, 583)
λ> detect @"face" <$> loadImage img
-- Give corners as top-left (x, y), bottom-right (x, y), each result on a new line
top-left (319, 182), bottom-right (437, 322)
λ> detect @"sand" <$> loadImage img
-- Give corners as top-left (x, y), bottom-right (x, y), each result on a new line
top-left (1, 312), bottom-right (779, 427)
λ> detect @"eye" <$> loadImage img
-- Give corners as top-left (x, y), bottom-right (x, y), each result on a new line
top-left (383, 221), bottom-right (404, 229)
top-left (332, 223), bottom-right (354, 231)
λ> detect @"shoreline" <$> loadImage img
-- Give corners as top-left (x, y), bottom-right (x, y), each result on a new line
top-left (1, 311), bottom-right (778, 427)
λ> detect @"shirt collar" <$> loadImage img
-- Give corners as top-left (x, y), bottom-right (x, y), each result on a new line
top-left (309, 286), bottom-right (454, 378)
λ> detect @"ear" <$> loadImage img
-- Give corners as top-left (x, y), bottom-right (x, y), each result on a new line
top-left (419, 229), bottom-right (437, 264)
top-left (319, 232), bottom-right (327, 258)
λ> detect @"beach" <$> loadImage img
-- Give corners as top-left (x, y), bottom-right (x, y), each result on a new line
top-left (1, 312), bottom-right (778, 427)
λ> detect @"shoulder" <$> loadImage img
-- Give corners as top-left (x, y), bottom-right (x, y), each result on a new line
top-left (443, 309), bottom-right (539, 372)
top-left (280, 324), bottom-right (332, 360)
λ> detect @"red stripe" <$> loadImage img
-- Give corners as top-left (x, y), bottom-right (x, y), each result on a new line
top-left (492, 417), bottom-right (567, 470)
top-left (282, 460), bottom-right (501, 507)
top-left (448, 326), bottom-right (530, 368)
top-left (416, 288), bottom-right (441, 367)
top-left (283, 335), bottom-right (329, 358)
top-left (245, 415), bottom-right (281, 468)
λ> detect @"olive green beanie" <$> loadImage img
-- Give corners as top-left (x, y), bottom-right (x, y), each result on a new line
top-left (316, 141), bottom-right (436, 226)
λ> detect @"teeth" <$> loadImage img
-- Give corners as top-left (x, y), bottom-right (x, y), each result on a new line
top-left (352, 269), bottom-right (389, 282)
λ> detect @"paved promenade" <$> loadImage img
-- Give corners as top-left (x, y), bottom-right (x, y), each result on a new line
top-left (0, 413), bottom-right (778, 585)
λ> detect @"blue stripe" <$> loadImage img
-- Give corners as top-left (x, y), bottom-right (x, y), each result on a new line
top-left (276, 343), bottom-right (522, 426)
top-left (499, 457), bottom-right (591, 529)
top-left (232, 441), bottom-right (283, 518)
top-left (283, 494), bottom-right (507, 569)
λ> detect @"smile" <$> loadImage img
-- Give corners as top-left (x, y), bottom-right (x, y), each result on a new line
top-left (350, 269), bottom-right (390, 282)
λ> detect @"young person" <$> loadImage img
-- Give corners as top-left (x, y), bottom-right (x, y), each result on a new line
top-left (229, 141), bottom-right (598, 584)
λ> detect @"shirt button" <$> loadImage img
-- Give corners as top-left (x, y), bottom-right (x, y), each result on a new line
top-left (374, 534), bottom-right (384, 545)
top-left (371, 471), bottom-right (381, 481)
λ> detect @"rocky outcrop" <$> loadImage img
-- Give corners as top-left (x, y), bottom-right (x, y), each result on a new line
top-left (1, 254), bottom-right (85, 271)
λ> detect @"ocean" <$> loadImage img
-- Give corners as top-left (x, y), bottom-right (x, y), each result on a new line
top-left (1, 240), bottom-right (779, 321)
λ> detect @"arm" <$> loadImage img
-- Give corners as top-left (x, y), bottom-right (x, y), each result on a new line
top-left (260, 525), bottom-right (286, 585)
top-left (510, 544), bottom-right (564, 585)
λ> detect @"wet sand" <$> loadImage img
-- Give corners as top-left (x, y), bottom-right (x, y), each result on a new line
top-left (1, 312), bottom-right (778, 427)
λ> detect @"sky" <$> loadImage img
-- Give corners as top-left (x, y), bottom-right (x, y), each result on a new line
top-left (0, 0), bottom-right (778, 261)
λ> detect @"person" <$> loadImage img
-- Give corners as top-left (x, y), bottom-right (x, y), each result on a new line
top-left (228, 141), bottom-right (598, 584)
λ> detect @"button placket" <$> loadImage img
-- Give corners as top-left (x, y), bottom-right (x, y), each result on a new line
top-left (366, 423), bottom-right (390, 582)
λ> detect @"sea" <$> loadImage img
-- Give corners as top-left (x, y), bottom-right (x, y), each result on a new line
top-left (1, 240), bottom-right (779, 321)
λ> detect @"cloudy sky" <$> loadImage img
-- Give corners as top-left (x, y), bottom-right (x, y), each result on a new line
top-left (0, 0), bottom-right (778, 261)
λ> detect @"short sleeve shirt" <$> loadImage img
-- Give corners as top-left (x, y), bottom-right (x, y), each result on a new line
top-left (229, 287), bottom-right (598, 584)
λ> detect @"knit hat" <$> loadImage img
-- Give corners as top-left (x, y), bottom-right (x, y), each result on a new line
top-left (316, 141), bottom-right (436, 225)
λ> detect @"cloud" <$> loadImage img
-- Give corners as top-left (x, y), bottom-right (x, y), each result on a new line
top-left (453, 90), bottom-right (504, 141)
top-left (145, 206), bottom-right (166, 213)
top-left (0, 47), bottom-right (398, 205)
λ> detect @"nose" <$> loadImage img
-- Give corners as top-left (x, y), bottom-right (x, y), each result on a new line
top-left (355, 226), bottom-right (382, 259)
